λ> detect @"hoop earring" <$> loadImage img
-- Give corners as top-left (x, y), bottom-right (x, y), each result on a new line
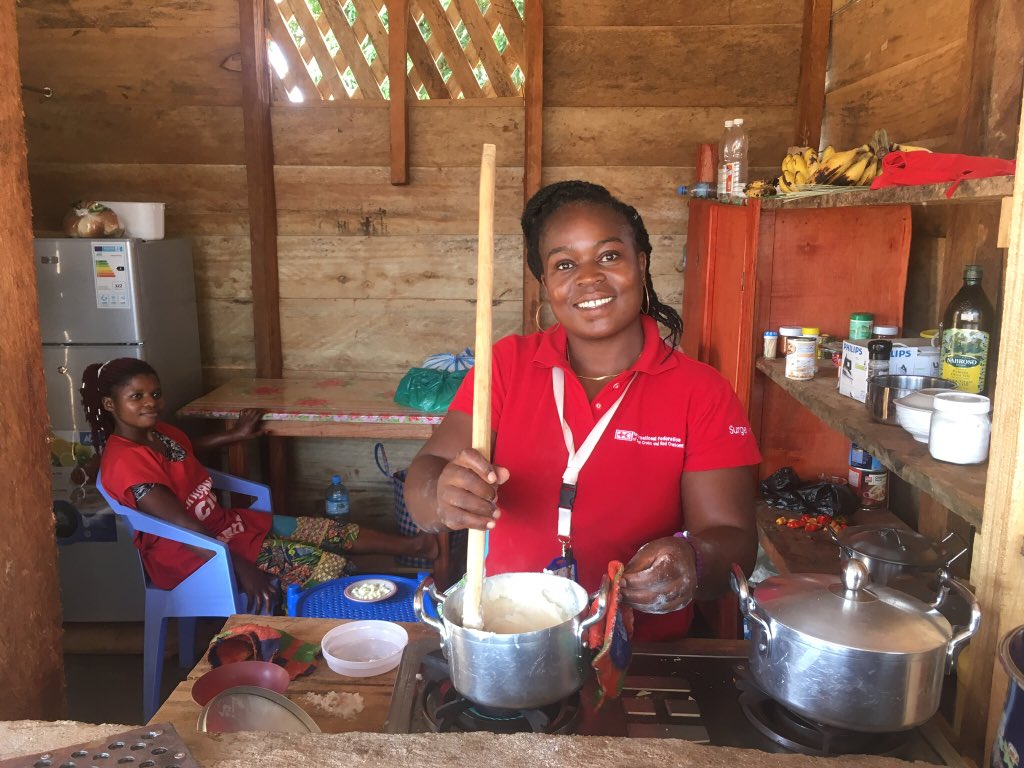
top-left (642, 282), bottom-right (651, 315)
top-left (534, 301), bottom-right (555, 332)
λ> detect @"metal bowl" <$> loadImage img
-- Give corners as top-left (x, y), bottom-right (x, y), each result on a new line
top-left (865, 375), bottom-right (955, 425)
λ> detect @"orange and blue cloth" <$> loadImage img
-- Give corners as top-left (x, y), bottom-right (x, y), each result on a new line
top-left (207, 623), bottom-right (320, 679)
top-left (586, 561), bottom-right (634, 708)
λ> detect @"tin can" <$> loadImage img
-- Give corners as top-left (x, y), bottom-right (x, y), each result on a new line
top-left (785, 338), bottom-right (817, 381)
top-left (848, 466), bottom-right (888, 507)
top-left (779, 326), bottom-right (804, 356)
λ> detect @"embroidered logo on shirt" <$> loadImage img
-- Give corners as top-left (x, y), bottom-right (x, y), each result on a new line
top-left (614, 429), bottom-right (684, 448)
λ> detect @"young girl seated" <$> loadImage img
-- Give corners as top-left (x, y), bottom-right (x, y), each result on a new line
top-left (82, 358), bottom-right (438, 613)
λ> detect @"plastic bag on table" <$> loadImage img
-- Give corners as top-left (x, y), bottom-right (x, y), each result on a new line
top-left (760, 466), bottom-right (859, 518)
top-left (393, 367), bottom-right (468, 412)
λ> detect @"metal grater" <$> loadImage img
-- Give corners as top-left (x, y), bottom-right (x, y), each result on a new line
top-left (0, 724), bottom-right (201, 768)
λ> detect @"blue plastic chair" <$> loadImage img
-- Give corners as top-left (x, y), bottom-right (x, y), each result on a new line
top-left (95, 468), bottom-right (273, 721)
top-left (286, 573), bottom-right (438, 622)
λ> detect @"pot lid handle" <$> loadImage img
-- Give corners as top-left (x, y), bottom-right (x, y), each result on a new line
top-left (841, 558), bottom-right (871, 592)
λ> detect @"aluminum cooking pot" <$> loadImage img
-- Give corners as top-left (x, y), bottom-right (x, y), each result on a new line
top-left (732, 560), bottom-right (980, 732)
top-left (830, 524), bottom-right (968, 586)
top-left (414, 572), bottom-right (607, 710)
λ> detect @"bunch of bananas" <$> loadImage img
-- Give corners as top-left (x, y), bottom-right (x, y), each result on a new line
top-left (773, 129), bottom-right (933, 194)
top-left (744, 178), bottom-right (778, 198)
top-left (778, 146), bottom-right (819, 193)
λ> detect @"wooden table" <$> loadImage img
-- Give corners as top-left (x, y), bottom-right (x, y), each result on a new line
top-left (151, 614), bottom-right (438, 733)
top-left (178, 376), bottom-right (452, 579)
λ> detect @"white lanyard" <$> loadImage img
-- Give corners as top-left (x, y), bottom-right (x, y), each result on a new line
top-left (551, 367), bottom-right (636, 542)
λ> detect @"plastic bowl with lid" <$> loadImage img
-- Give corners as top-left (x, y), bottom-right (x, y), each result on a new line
top-left (321, 620), bottom-right (408, 677)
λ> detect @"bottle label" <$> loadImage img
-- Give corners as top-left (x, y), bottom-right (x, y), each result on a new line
top-left (724, 162), bottom-right (737, 194)
top-left (941, 329), bottom-right (989, 393)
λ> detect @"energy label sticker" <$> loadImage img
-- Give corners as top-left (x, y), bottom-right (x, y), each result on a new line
top-left (91, 242), bottom-right (131, 310)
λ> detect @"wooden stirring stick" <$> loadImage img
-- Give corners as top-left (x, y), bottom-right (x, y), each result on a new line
top-left (462, 143), bottom-right (496, 631)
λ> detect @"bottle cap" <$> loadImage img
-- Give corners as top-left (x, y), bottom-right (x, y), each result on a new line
top-left (677, 185), bottom-right (688, 196)
top-left (873, 325), bottom-right (899, 336)
top-left (964, 264), bottom-right (983, 281)
top-left (850, 312), bottom-right (874, 321)
top-left (734, 118), bottom-right (744, 126)
top-left (801, 327), bottom-right (820, 336)
top-left (867, 340), bottom-right (893, 359)
top-left (332, 474), bottom-right (341, 484)
top-left (779, 326), bottom-right (803, 336)
top-left (763, 330), bottom-right (779, 337)
top-left (725, 119), bottom-right (734, 128)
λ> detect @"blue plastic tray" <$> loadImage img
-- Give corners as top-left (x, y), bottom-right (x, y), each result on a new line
top-left (285, 573), bottom-right (437, 622)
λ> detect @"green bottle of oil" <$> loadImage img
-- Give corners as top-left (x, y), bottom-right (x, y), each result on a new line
top-left (940, 264), bottom-right (994, 394)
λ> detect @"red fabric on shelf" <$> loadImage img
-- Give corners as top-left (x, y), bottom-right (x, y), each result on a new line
top-left (870, 151), bottom-right (1015, 198)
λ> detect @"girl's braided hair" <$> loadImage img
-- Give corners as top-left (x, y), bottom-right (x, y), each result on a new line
top-left (521, 180), bottom-right (683, 349)
top-left (80, 358), bottom-right (158, 453)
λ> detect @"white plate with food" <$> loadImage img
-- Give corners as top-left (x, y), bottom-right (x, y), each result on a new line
top-left (344, 578), bottom-right (398, 603)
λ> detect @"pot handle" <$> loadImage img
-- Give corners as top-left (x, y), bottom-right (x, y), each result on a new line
top-left (934, 575), bottom-right (981, 674)
top-left (414, 575), bottom-right (448, 640)
top-left (730, 563), bottom-right (772, 655)
top-left (576, 577), bottom-right (610, 643)
top-left (939, 530), bottom-right (969, 567)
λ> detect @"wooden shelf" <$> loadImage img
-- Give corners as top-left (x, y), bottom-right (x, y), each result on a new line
top-left (755, 358), bottom-right (987, 529)
top-left (757, 175), bottom-right (1013, 210)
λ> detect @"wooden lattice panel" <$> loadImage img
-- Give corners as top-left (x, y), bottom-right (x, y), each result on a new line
top-left (268, 0), bottom-right (525, 101)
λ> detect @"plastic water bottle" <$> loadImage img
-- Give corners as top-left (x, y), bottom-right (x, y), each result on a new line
top-left (723, 117), bottom-right (749, 200)
top-left (325, 474), bottom-right (350, 521)
top-left (717, 119), bottom-right (734, 201)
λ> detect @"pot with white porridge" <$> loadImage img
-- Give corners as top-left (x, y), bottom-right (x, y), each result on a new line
top-left (414, 572), bottom-right (608, 709)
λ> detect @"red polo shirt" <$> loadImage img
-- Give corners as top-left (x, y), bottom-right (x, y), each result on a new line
top-left (101, 422), bottom-right (271, 589)
top-left (449, 315), bottom-right (761, 641)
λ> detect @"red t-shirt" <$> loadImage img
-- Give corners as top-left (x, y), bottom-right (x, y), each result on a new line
top-left (449, 316), bottom-right (762, 641)
top-left (100, 422), bottom-right (271, 590)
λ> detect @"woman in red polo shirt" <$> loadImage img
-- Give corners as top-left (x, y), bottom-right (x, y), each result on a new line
top-left (82, 358), bottom-right (438, 613)
top-left (405, 180), bottom-right (761, 641)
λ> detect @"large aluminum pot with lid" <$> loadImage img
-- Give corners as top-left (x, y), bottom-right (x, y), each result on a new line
top-left (732, 560), bottom-right (980, 732)
top-left (830, 524), bottom-right (968, 586)
top-left (414, 572), bottom-right (607, 710)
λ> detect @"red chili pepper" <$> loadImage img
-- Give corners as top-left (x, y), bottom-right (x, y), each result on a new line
top-left (787, 520), bottom-right (802, 529)
top-left (804, 523), bottom-right (820, 532)
top-left (817, 515), bottom-right (828, 525)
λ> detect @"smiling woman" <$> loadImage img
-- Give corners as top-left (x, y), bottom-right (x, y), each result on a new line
top-left (403, 180), bottom-right (762, 643)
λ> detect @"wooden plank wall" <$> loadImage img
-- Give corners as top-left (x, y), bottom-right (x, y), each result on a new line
top-left (17, 0), bottom-right (805, 524)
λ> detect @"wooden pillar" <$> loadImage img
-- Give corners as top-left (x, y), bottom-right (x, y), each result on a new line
top-left (240, 0), bottom-right (288, 510)
top-left (793, 0), bottom-right (831, 149)
top-left (0, 1), bottom-right (65, 719)
top-left (521, 0), bottom-right (543, 333)
top-left (957, 89), bottom-right (1024, 764)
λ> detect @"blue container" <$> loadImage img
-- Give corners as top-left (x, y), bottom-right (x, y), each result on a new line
top-left (993, 625), bottom-right (1024, 768)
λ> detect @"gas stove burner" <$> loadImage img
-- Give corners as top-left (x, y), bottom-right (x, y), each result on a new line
top-left (422, 679), bottom-right (582, 734)
top-left (733, 665), bottom-right (909, 757)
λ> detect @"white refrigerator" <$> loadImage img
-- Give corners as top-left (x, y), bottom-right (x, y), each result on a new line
top-left (35, 237), bottom-right (203, 621)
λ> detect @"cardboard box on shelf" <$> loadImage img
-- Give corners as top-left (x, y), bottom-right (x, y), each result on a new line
top-left (839, 338), bottom-right (942, 402)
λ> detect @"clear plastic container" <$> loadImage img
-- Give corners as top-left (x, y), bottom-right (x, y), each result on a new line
top-left (717, 120), bottom-right (734, 201)
top-left (722, 118), bottom-right (748, 200)
top-left (325, 474), bottom-right (350, 521)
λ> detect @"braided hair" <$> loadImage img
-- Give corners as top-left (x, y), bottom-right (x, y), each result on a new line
top-left (80, 358), bottom-right (159, 453)
top-left (521, 180), bottom-right (683, 349)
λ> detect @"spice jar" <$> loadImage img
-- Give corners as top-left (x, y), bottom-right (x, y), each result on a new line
top-left (867, 339), bottom-right (892, 379)
top-left (928, 392), bottom-right (992, 464)
top-left (849, 312), bottom-right (874, 340)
